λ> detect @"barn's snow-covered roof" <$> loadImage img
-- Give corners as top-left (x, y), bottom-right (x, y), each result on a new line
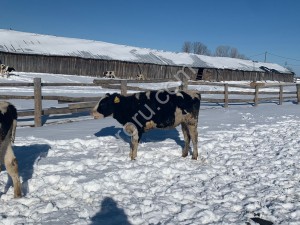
top-left (0, 29), bottom-right (291, 74)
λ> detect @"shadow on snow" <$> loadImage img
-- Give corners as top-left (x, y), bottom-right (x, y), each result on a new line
top-left (90, 197), bottom-right (132, 225)
top-left (94, 125), bottom-right (185, 149)
top-left (0, 144), bottom-right (50, 197)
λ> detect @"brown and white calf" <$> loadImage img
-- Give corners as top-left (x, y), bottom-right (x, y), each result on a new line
top-left (92, 90), bottom-right (201, 160)
top-left (0, 101), bottom-right (21, 198)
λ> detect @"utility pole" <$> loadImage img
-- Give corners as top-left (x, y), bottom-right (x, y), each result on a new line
top-left (264, 51), bottom-right (267, 62)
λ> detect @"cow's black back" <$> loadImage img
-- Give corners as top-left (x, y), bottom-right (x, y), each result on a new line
top-left (112, 90), bottom-right (200, 131)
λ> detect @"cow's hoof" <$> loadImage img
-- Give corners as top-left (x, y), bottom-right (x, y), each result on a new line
top-left (14, 193), bottom-right (22, 198)
top-left (191, 156), bottom-right (198, 160)
top-left (182, 152), bottom-right (188, 158)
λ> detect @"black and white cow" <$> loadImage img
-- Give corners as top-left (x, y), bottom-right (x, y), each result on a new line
top-left (0, 64), bottom-right (15, 77)
top-left (0, 101), bottom-right (21, 198)
top-left (136, 74), bottom-right (145, 80)
top-left (92, 90), bottom-right (201, 160)
top-left (103, 71), bottom-right (116, 79)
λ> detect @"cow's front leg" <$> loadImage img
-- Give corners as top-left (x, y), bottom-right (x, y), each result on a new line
top-left (129, 136), bottom-right (139, 160)
top-left (125, 123), bottom-right (141, 160)
top-left (129, 130), bottom-right (142, 160)
top-left (4, 144), bottom-right (22, 198)
top-left (188, 124), bottom-right (198, 160)
top-left (181, 123), bottom-right (190, 157)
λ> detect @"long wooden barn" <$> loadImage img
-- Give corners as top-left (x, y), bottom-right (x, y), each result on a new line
top-left (0, 29), bottom-right (294, 82)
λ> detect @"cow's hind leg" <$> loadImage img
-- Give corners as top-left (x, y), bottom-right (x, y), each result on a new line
top-left (181, 123), bottom-right (190, 157)
top-left (188, 124), bottom-right (198, 160)
top-left (125, 124), bottom-right (140, 160)
top-left (4, 144), bottom-right (21, 198)
top-left (129, 135), bottom-right (139, 160)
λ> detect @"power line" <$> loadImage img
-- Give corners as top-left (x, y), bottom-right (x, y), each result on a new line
top-left (286, 63), bottom-right (300, 67)
top-left (268, 52), bottom-right (300, 62)
top-left (249, 52), bottom-right (300, 64)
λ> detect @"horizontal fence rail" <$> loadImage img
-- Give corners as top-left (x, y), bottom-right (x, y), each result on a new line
top-left (0, 78), bottom-right (299, 127)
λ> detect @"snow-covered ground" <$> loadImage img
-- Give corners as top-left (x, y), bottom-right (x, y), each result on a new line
top-left (0, 73), bottom-right (299, 225)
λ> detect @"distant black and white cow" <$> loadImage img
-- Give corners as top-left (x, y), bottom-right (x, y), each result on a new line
top-left (103, 71), bottom-right (116, 79)
top-left (92, 90), bottom-right (201, 160)
top-left (136, 74), bottom-right (145, 80)
top-left (0, 102), bottom-right (21, 198)
top-left (0, 64), bottom-right (15, 77)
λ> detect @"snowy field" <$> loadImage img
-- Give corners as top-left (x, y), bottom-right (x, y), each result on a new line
top-left (0, 73), bottom-right (299, 225)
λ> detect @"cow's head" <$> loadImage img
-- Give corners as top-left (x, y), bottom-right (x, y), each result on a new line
top-left (92, 93), bottom-right (120, 119)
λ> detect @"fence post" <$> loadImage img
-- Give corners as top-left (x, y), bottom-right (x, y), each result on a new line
top-left (254, 85), bottom-right (259, 106)
top-left (121, 80), bottom-right (127, 95)
top-left (279, 85), bottom-right (283, 105)
top-left (224, 83), bottom-right (228, 108)
top-left (297, 84), bottom-right (300, 104)
top-left (34, 78), bottom-right (42, 127)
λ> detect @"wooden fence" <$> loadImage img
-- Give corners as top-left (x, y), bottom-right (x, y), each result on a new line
top-left (93, 78), bottom-right (300, 108)
top-left (0, 78), bottom-right (299, 127)
top-left (189, 81), bottom-right (299, 107)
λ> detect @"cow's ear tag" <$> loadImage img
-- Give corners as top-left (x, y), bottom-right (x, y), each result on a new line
top-left (114, 96), bottom-right (120, 104)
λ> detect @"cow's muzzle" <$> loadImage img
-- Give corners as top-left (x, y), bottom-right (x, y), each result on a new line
top-left (91, 110), bottom-right (104, 119)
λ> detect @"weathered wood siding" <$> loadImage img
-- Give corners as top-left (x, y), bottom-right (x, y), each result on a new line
top-left (0, 52), bottom-right (293, 82)
top-left (202, 68), bottom-right (294, 82)
top-left (0, 52), bottom-right (197, 80)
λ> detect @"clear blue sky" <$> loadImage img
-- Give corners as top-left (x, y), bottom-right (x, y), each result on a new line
top-left (2, 0), bottom-right (300, 75)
